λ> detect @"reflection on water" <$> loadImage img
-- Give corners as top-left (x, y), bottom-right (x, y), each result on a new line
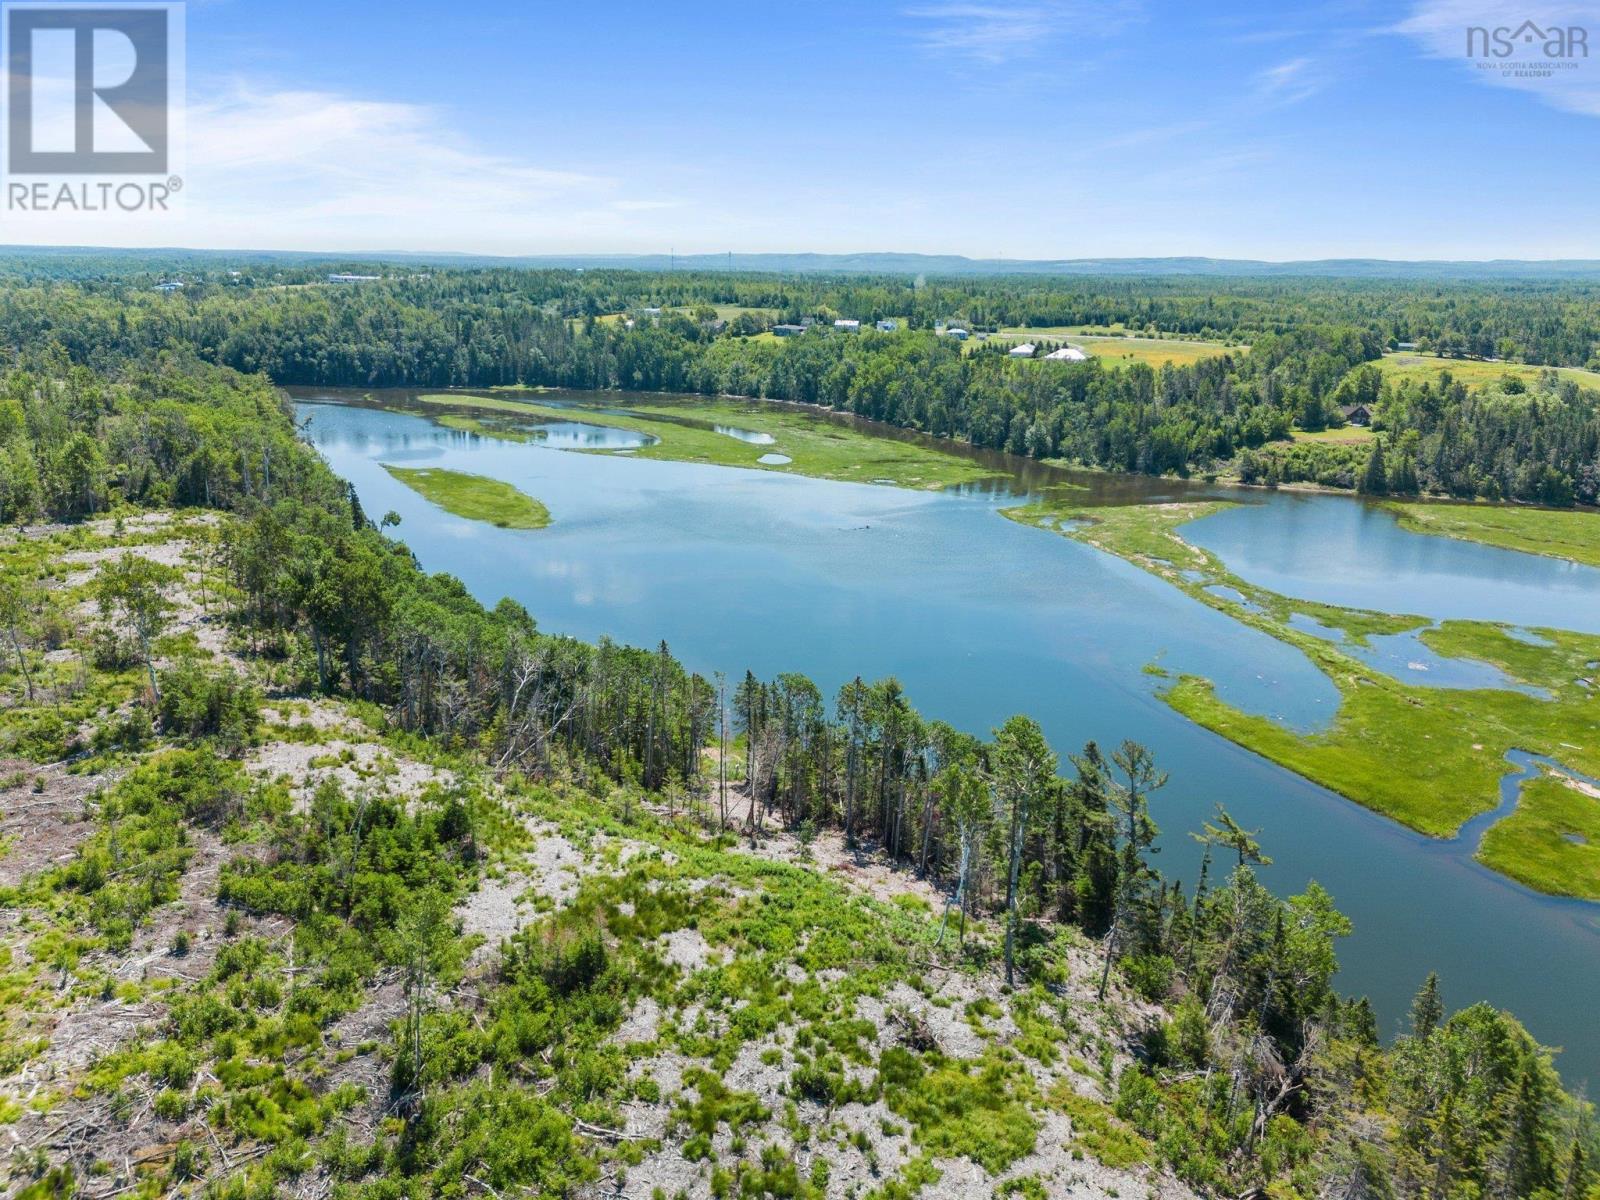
top-left (287, 384), bottom-right (1239, 509)
top-left (296, 392), bottom-right (1600, 1086)
top-left (716, 425), bottom-right (777, 445)
top-left (533, 420), bottom-right (656, 450)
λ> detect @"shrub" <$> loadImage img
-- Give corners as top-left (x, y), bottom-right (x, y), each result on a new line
top-left (1121, 953), bottom-right (1176, 1003)
top-left (157, 660), bottom-right (260, 752)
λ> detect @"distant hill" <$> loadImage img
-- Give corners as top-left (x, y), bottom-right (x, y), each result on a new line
top-left (6, 244), bottom-right (1600, 280)
top-left (507, 252), bottom-right (1600, 280)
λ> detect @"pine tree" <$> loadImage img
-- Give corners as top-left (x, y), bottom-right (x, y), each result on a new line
top-left (1506, 1060), bottom-right (1555, 1199)
top-left (1359, 439), bottom-right (1388, 495)
top-left (992, 715), bottom-right (1056, 987)
top-left (1410, 972), bottom-right (1444, 1040)
top-left (1098, 740), bottom-right (1168, 1001)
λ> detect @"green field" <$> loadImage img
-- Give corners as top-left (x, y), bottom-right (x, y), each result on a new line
top-left (1385, 501), bottom-right (1600, 568)
top-left (1002, 497), bottom-right (1600, 894)
top-left (409, 393), bottom-right (1001, 490)
top-left (382, 465), bottom-right (551, 529)
top-left (1375, 353), bottom-right (1600, 390)
top-left (988, 329), bottom-right (1239, 369)
top-left (1290, 425), bottom-right (1377, 445)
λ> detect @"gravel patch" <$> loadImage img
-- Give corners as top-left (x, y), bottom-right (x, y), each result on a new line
top-left (247, 738), bottom-right (454, 812)
top-left (658, 927), bottom-right (715, 974)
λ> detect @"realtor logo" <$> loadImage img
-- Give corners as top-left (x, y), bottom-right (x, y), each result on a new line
top-left (1466, 19), bottom-right (1590, 60)
top-left (2, 2), bottom-right (184, 213)
top-left (6, 4), bottom-right (171, 173)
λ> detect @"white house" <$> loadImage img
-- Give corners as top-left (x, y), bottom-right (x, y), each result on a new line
top-left (1045, 346), bottom-right (1088, 361)
top-left (1008, 343), bottom-right (1036, 358)
top-left (833, 319), bottom-right (861, 332)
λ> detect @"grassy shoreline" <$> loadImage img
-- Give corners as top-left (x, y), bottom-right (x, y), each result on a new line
top-left (1385, 500), bottom-right (1600, 568)
top-left (383, 465), bottom-right (551, 529)
top-left (406, 392), bottom-right (1002, 490)
top-left (1003, 497), bottom-right (1600, 898)
top-left (1479, 772), bottom-right (1600, 900)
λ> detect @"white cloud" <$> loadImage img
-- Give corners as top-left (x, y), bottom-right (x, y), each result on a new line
top-left (903, 0), bottom-right (1141, 65)
top-left (1254, 56), bottom-right (1325, 103)
top-left (188, 84), bottom-right (611, 227)
top-left (1393, 0), bottom-right (1600, 116)
top-left (3, 80), bottom-right (684, 252)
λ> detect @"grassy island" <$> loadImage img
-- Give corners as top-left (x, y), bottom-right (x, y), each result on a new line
top-left (407, 392), bottom-right (1001, 490)
top-left (1004, 496), bottom-right (1600, 898)
top-left (383, 465), bottom-right (551, 529)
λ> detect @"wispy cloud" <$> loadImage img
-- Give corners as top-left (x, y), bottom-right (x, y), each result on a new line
top-left (5, 81), bottom-right (678, 252)
top-left (1089, 119), bottom-right (1214, 151)
top-left (1254, 56), bottom-right (1326, 103)
top-left (189, 85), bottom-right (608, 218)
top-left (1393, 0), bottom-right (1600, 116)
top-left (902, 0), bottom-right (1141, 65)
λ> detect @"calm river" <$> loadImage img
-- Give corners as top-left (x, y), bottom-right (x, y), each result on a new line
top-left (295, 390), bottom-right (1600, 1084)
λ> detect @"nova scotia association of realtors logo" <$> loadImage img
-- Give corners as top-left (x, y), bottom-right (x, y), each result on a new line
top-left (1466, 18), bottom-right (1590, 79)
top-left (2, 2), bottom-right (185, 215)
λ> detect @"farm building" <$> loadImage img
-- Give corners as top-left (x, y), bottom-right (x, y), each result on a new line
top-left (1008, 343), bottom-right (1037, 358)
top-left (772, 324), bottom-right (806, 337)
top-left (1045, 346), bottom-right (1088, 361)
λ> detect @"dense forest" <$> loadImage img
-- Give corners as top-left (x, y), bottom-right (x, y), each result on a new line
top-left (0, 262), bottom-right (1596, 509)
top-left (5, 253), bottom-right (1600, 364)
top-left (2, 343), bottom-right (1597, 1196)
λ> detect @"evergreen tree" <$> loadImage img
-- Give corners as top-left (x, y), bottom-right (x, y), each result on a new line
top-left (1410, 972), bottom-right (1444, 1040)
top-left (1359, 439), bottom-right (1388, 494)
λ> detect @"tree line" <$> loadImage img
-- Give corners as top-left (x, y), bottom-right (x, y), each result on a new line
top-left (6, 255), bottom-right (1600, 366)
top-left (2, 268), bottom-right (1596, 508)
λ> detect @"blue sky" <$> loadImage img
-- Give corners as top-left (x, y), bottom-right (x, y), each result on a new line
top-left (14, 0), bottom-right (1600, 258)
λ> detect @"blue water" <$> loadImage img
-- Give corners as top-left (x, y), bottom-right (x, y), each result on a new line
top-left (1287, 614), bottom-right (1552, 698)
top-left (1187, 493), bottom-right (1600, 634)
top-left (531, 420), bottom-right (655, 450)
top-left (1205, 584), bottom-right (1266, 615)
top-left (1457, 751), bottom-right (1600, 849)
top-left (716, 425), bottom-right (777, 445)
top-left (298, 396), bottom-right (1600, 1085)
